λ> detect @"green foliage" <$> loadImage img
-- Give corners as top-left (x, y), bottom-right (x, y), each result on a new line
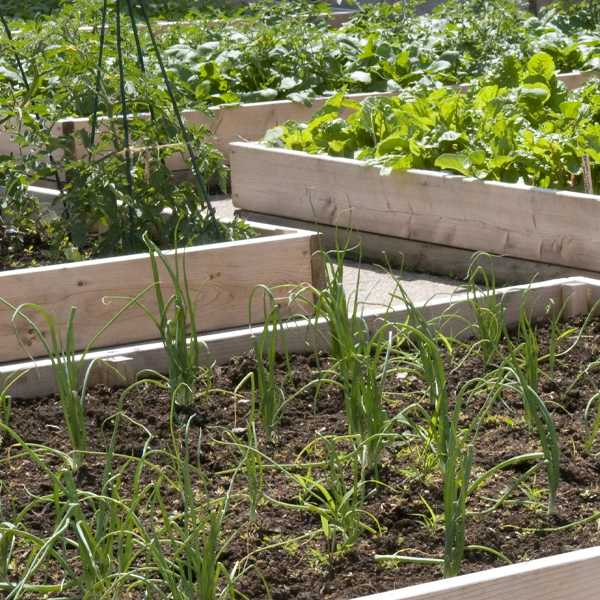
top-left (0, 6), bottom-right (256, 262)
top-left (294, 434), bottom-right (379, 561)
top-left (265, 58), bottom-right (600, 192)
top-left (125, 231), bottom-right (211, 408)
top-left (0, 286), bottom-right (150, 472)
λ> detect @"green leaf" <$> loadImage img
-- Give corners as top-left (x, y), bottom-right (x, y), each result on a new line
top-left (280, 77), bottom-right (301, 91)
top-left (262, 127), bottom-right (285, 145)
top-left (380, 155), bottom-right (412, 175)
top-left (468, 150), bottom-right (487, 166)
top-left (375, 135), bottom-right (410, 157)
top-left (487, 156), bottom-right (515, 169)
top-left (560, 101), bottom-right (582, 119)
top-left (434, 154), bottom-right (472, 177)
top-left (238, 89), bottom-right (278, 103)
top-left (474, 86), bottom-right (499, 111)
top-left (520, 84), bottom-right (551, 104)
top-left (527, 53), bottom-right (556, 83)
top-left (427, 60), bottom-right (453, 73)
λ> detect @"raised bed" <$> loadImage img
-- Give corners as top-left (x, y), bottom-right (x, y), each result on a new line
top-left (0, 208), bottom-right (321, 365)
top-left (230, 142), bottom-right (600, 278)
top-left (2, 273), bottom-right (600, 596)
top-left (1, 70), bottom-right (596, 183)
top-left (9, 9), bottom-right (355, 35)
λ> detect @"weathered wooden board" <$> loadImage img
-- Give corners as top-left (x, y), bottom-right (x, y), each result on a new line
top-left (230, 142), bottom-right (600, 274)
top-left (236, 209), bottom-right (600, 285)
top-left (530, 0), bottom-right (553, 17)
top-left (362, 546), bottom-right (600, 600)
top-left (3, 275), bottom-right (589, 399)
top-left (0, 221), bottom-right (319, 363)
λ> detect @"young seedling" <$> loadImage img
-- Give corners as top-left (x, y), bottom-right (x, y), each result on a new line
top-left (121, 231), bottom-right (210, 407)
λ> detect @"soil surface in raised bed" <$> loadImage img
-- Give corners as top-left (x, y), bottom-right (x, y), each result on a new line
top-left (3, 315), bottom-right (600, 599)
top-left (0, 230), bottom-right (58, 271)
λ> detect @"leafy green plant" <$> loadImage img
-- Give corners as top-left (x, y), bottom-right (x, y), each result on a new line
top-left (264, 57), bottom-right (600, 193)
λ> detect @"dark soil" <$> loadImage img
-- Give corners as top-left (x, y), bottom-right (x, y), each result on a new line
top-left (0, 230), bottom-right (57, 271)
top-left (3, 315), bottom-right (600, 599)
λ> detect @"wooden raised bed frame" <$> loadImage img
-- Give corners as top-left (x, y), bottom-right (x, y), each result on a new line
top-left (230, 141), bottom-right (600, 278)
top-left (1, 270), bottom-right (599, 595)
top-left (363, 545), bottom-right (600, 600)
top-left (1, 70), bottom-right (597, 183)
top-left (0, 217), bottom-right (321, 365)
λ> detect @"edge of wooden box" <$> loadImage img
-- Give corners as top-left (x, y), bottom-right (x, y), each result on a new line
top-left (360, 544), bottom-right (600, 600)
top-left (2, 275), bottom-right (596, 398)
top-left (0, 213), bottom-right (319, 363)
top-left (229, 141), bottom-right (600, 274)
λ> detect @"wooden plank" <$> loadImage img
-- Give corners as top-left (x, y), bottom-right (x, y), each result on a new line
top-left (561, 281), bottom-right (589, 319)
top-left (324, 0), bottom-right (446, 15)
top-left (1, 276), bottom-right (585, 399)
top-left (530, 0), bottom-right (553, 17)
top-left (230, 142), bottom-right (600, 274)
top-left (0, 222), bottom-right (318, 363)
top-left (236, 210), bottom-right (600, 285)
top-left (363, 546), bottom-right (600, 600)
top-left (558, 71), bottom-right (600, 91)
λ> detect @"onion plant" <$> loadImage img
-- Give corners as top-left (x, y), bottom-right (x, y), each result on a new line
top-left (499, 348), bottom-right (560, 514)
top-left (0, 417), bottom-right (156, 599)
top-left (0, 289), bottom-right (150, 472)
top-left (461, 252), bottom-right (504, 366)
top-left (293, 244), bottom-right (402, 472)
top-left (292, 237), bottom-right (364, 364)
top-left (376, 375), bottom-right (516, 576)
top-left (0, 371), bottom-right (21, 448)
top-left (219, 372), bottom-right (265, 523)
top-left (390, 286), bottom-right (451, 478)
top-left (249, 285), bottom-right (294, 443)
top-left (294, 433), bottom-right (379, 561)
top-left (126, 231), bottom-right (210, 407)
top-left (325, 328), bottom-right (398, 474)
top-left (149, 419), bottom-right (252, 600)
top-left (516, 293), bottom-right (540, 425)
top-left (544, 298), bottom-right (567, 380)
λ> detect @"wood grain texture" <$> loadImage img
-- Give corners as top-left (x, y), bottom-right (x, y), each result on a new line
top-left (236, 210), bottom-right (600, 285)
top-left (230, 143), bottom-right (600, 273)
top-left (360, 546), bottom-right (600, 600)
top-left (0, 223), bottom-right (317, 363)
top-left (1, 276), bottom-right (585, 399)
